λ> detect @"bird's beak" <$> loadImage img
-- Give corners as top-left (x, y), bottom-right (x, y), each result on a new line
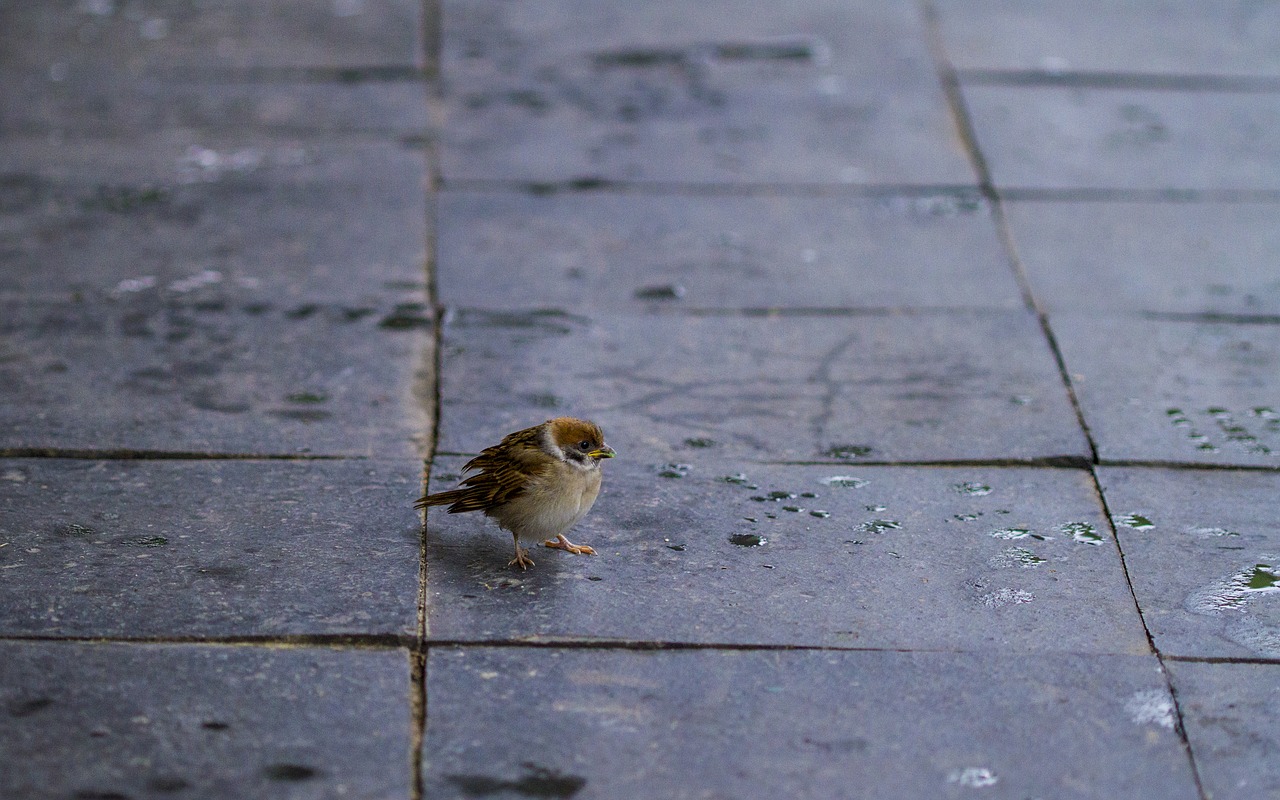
top-left (588, 445), bottom-right (616, 459)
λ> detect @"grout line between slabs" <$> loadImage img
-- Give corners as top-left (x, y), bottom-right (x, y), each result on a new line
top-left (1088, 471), bottom-right (1211, 799)
top-left (957, 68), bottom-right (1280, 93)
top-left (2, 633), bottom-right (1272, 665)
top-left (439, 179), bottom-right (1280, 204)
top-left (141, 65), bottom-right (430, 83)
top-left (409, 649), bottom-right (427, 800)
top-left (0, 633), bottom-right (413, 648)
top-left (926, 8), bottom-right (1210, 795)
top-left (921, 0), bottom-right (1099, 466)
top-left (413, 4), bottom-right (444, 796)
top-left (999, 186), bottom-right (1280, 203)
top-left (440, 177), bottom-right (986, 198)
top-left (437, 304), bottom-right (1280, 326)
top-left (1163, 654), bottom-right (1280, 666)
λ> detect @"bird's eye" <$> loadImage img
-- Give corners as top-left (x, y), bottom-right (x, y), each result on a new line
top-left (578, 440), bottom-right (592, 450)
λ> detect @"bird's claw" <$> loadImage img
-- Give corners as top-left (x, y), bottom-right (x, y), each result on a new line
top-left (508, 548), bottom-right (535, 570)
top-left (542, 535), bottom-right (596, 556)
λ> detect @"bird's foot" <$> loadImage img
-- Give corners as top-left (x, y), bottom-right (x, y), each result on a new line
top-left (508, 547), bottom-right (535, 570)
top-left (542, 534), bottom-right (596, 556)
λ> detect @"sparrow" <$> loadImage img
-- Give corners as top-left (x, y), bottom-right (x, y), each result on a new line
top-left (415, 417), bottom-right (616, 570)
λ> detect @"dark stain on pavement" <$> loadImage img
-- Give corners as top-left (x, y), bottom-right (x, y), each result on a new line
top-left (447, 763), bottom-right (586, 798)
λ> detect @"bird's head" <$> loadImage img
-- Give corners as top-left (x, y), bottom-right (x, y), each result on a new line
top-left (544, 417), bottom-right (616, 468)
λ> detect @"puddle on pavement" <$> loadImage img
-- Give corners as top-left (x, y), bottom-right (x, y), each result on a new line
top-left (1245, 563), bottom-right (1280, 591)
top-left (989, 547), bottom-right (1046, 569)
top-left (990, 528), bottom-right (1050, 542)
top-left (858, 519), bottom-right (900, 534)
top-left (820, 476), bottom-right (868, 488)
top-left (1124, 689), bottom-right (1176, 729)
top-left (55, 523), bottom-right (96, 538)
top-left (446, 762), bottom-right (585, 799)
top-left (953, 482), bottom-right (992, 496)
top-left (980, 588), bottom-right (1034, 607)
top-left (1186, 560), bottom-right (1280, 614)
top-left (825, 444), bottom-right (875, 459)
top-left (1187, 526), bottom-right (1240, 538)
top-left (1165, 406), bottom-right (1278, 456)
top-left (729, 533), bottom-right (766, 547)
top-left (1185, 560), bottom-right (1280, 657)
top-left (1114, 513), bottom-right (1154, 530)
top-left (124, 535), bottom-right (169, 548)
top-left (656, 463), bottom-right (691, 479)
top-left (751, 490), bottom-right (796, 502)
top-left (1060, 521), bottom-right (1103, 545)
top-left (948, 767), bottom-right (999, 789)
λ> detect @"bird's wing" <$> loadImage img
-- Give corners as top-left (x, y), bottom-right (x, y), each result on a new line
top-left (439, 425), bottom-right (550, 513)
top-left (444, 457), bottom-right (541, 513)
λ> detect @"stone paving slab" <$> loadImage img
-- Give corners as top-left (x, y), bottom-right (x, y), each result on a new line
top-left (4, 76), bottom-right (429, 139)
top-left (962, 86), bottom-right (1280, 191)
top-left (1097, 467), bottom-right (1280, 660)
top-left (0, 292), bottom-right (429, 457)
top-left (426, 460), bottom-right (1148, 653)
top-left (437, 190), bottom-right (1023, 310)
top-left (1, 142), bottom-right (429, 301)
top-left (1005, 200), bottom-right (1280, 315)
top-left (933, 0), bottom-right (1280, 77)
top-left (1051, 316), bottom-right (1280, 467)
top-left (441, 0), bottom-right (974, 185)
top-left (436, 309), bottom-right (1089, 463)
top-left (3, 0), bottom-right (422, 73)
top-left (0, 459), bottom-right (420, 638)
top-left (424, 647), bottom-right (1195, 799)
top-left (0, 641), bottom-right (411, 799)
top-left (1166, 660), bottom-right (1280, 800)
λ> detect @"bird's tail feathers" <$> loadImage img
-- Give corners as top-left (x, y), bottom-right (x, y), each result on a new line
top-left (414, 489), bottom-right (463, 510)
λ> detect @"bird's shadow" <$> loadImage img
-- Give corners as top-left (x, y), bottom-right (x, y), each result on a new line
top-left (422, 513), bottom-right (583, 623)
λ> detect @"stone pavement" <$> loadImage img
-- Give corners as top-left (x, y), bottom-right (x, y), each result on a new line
top-left (1, 2), bottom-right (1278, 798)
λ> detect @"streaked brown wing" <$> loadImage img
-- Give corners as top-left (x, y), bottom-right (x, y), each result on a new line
top-left (439, 423), bottom-right (550, 513)
top-left (443, 459), bottom-right (539, 513)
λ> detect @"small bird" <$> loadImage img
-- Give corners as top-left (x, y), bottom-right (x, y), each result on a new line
top-left (415, 417), bottom-right (616, 570)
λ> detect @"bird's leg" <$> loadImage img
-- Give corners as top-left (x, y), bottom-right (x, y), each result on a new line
top-left (508, 533), bottom-right (535, 570)
top-left (542, 533), bottom-right (597, 556)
